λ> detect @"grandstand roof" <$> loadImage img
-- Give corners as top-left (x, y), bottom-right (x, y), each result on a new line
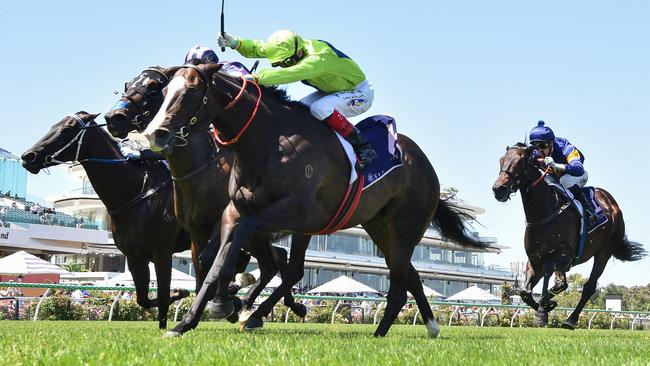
top-left (0, 148), bottom-right (20, 160)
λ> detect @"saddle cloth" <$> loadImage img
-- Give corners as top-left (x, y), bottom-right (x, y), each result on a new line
top-left (335, 114), bottom-right (403, 188)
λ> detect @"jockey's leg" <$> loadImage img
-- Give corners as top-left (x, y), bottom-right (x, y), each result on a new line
top-left (308, 84), bottom-right (377, 169)
top-left (324, 110), bottom-right (377, 169)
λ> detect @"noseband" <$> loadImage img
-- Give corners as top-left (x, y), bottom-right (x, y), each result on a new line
top-left (44, 114), bottom-right (122, 167)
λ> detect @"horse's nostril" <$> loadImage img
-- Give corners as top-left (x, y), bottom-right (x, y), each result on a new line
top-left (22, 152), bottom-right (36, 164)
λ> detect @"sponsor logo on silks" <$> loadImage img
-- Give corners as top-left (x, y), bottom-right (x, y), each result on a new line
top-left (110, 100), bottom-right (130, 111)
top-left (347, 98), bottom-right (365, 107)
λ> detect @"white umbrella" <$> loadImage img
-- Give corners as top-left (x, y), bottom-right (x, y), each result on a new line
top-left (408, 284), bottom-right (444, 298)
top-left (445, 285), bottom-right (500, 303)
top-left (307, 275), bottom-right (379, 294)
top-left (101, 263), bottom-right (196, 290)
top-left (0, 251), bottom-right (70, 275)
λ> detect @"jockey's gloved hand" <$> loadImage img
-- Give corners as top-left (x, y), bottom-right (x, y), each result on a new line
top-left (124, 151), bottom-right (141, 160)
top-left (544, 156), bottom-right (564, 172)
top-left (242, 73), bottom-right (258, 83)
top-left (217, 32), bottom-right (239, 49)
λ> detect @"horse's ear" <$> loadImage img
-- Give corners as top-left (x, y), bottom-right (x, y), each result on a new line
top-left (80, 112), bottom-right (100, 121)
top-left (506, 145), bottom-right (510, 151)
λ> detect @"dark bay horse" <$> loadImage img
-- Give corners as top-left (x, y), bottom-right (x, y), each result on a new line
top-left (104, 67), bottom-right (305, 319)
top-left (143, 64), bottom-right (488, 337)
top-left (21, 111), bottom-right (191, 329)
top-left (493, 143), bottom-right (645, 329)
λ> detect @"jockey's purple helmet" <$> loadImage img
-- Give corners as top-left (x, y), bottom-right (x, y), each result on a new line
top-left (184, 45), bottom-right (219, 65)
top-left (529, 120), bottom-right (555, 144)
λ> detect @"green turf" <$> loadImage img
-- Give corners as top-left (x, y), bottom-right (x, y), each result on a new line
top-left (1, 322), bottom-right (649, 365)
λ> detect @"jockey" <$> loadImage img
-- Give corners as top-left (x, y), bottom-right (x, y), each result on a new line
top-left (184, 45), bottom-right (220, 65)
top-left (119, 138), bottom-right (167, 167)
top-left (217, 30), bottom-right (377, 169)
top-left (528, 120), bottom-right (604, 226)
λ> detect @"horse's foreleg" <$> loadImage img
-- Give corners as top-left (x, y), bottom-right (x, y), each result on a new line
top-left (166, 203), bottom-right (240, 336)
top-left (127, 258), bottom-right (156, 309)
top-left (153, 258), bottom-right (172, 329)
top-left (519, 261), bottom-right (542, 310)
top-left (244, 234), bottom-right (311, 330)
top-left (549, 270), bottom-right (568, 298)
top-left (242, 239), bottom-right (278, 309)
top-left (562, 253), bottom-right (610, 330)
top-left (271, 245), bottom-right (306, 317)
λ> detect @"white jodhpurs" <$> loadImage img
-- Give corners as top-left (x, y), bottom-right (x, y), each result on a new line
top-left (560, 170), bottom-right (588, 189)
top-left (299, 80), bottom-right (374, 120)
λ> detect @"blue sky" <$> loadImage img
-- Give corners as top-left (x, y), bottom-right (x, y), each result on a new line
top-left (1, 1), bottom-right (648, 286)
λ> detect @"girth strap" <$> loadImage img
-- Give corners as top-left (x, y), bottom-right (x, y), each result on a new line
top-left (307, 174), bottom-right (365, 236)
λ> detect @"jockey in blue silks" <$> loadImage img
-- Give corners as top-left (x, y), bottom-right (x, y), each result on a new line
top-left (529, 120), bottom-right (605, 226)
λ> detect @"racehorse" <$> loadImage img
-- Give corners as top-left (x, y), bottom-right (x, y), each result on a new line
top-left (21, 111), bottom-right (191, 329)
top-left (104, 66), bottom-right (306, 319)
top-left (492, 143), bottom-right (645, 329)
top-left (143, 63), bottom-right (488, 337)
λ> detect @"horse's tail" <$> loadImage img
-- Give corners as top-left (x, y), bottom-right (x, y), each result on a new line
top-left (612, 236), bottom-right (646, 262)
top-left (431, 199), bottom-right (488, 248)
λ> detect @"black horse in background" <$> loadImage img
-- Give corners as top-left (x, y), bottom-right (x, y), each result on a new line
top-left (144, 64), bottom-right (488, 338)
top-left (493, 143), bottom-right (645, 329)
top-left (104, 66), bottom-right (306, 320)
top-left (21, 111), bottom-right (191, 329)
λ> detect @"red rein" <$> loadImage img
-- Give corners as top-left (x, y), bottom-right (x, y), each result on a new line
top-left (213, 76), bottom-right (262, 146)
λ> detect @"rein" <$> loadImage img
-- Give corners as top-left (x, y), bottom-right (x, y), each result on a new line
top-left (171, 136), bottom-right (224, 182)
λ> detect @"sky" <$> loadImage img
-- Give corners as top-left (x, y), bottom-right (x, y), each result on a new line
top-left (1, 1), bottom-right (648, 287)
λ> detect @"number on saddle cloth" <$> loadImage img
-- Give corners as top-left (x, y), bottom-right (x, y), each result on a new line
top-left (354, 115), bottom-right (403, 188)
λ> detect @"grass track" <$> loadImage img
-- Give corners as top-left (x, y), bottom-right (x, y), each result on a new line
top-left (1, 322), bottom-right (649, 365)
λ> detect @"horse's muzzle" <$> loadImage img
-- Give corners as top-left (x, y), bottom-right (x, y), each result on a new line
top-left (104, 111), bottom-right (129, 139)
top-left (492, 185), bottom-right (511, 202)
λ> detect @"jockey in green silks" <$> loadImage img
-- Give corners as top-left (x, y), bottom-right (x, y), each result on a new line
top-left (218, 30), bottom-right (377, 169)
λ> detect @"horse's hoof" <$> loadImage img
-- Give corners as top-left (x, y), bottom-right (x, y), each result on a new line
top-left (534, 311), bottom-right (548, 327)
top-left (561, 320), bottom-right (576, 330)
top-left (209, 300), bottom-right (234, 319)
top-left (238, 308), bottom-right (254, 323)
top-left (224, 297), bottom-right (243, 323)
top-left (244, 316), bottom-right (264, 331)
top-left (177, 289), bottom-right (190, 298)
top-left (426, 319), bottom-right (440, 339)
top-left (292, 304), bottom-right (308, 318)
top-left (163, 331), bottom-right (182, 338)
top-left (543, 300), bottom-right (558, 312)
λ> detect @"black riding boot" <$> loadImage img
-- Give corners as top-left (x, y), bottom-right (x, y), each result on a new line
top-left (569, 186), bottom-right (597, 225)
top-left (345, 127), bottom-right (378, 169)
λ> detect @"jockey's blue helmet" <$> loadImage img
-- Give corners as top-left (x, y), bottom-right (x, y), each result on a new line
top-left (184, 45), bottom-right (219, 65)
top-left (529, 120), bottom-right (555, 146)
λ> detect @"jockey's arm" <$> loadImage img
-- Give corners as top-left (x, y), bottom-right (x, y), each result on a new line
top-left (562, 146), bottom-right (585, 176)
top-left (236, 38), bottom-right (270, 59)
top-left (255, 57), bottom-right (324, 86)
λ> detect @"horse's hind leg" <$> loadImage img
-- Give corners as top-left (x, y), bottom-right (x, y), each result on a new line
top-left (406, 264), bottom-right (439, 338)
top-left (562, 252), bottom-right (611, 330)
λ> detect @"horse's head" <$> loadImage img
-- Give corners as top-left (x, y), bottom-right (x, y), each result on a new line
top-left (143, 63), bottom-right (242, 154)
top-left (21, 112), bottom-right (100, 174)
top-left (492, 142), bottom-right (540, 202)
top-left (104, 66), bottom-right (179, 139)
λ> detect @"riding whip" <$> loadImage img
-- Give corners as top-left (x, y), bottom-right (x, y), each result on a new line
top-left (220, 0), bottom-right (226, 52)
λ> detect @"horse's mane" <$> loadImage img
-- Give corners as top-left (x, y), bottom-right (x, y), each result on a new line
top-left (258, 85), bottom-right (307, 110)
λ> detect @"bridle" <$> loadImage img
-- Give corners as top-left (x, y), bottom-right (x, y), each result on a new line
top-left (44, 114), bottom-right (118, 166)
top-left (171, 64), bottom-right (262, 147)
top-left (113, 68), bottom-right (170, 131)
